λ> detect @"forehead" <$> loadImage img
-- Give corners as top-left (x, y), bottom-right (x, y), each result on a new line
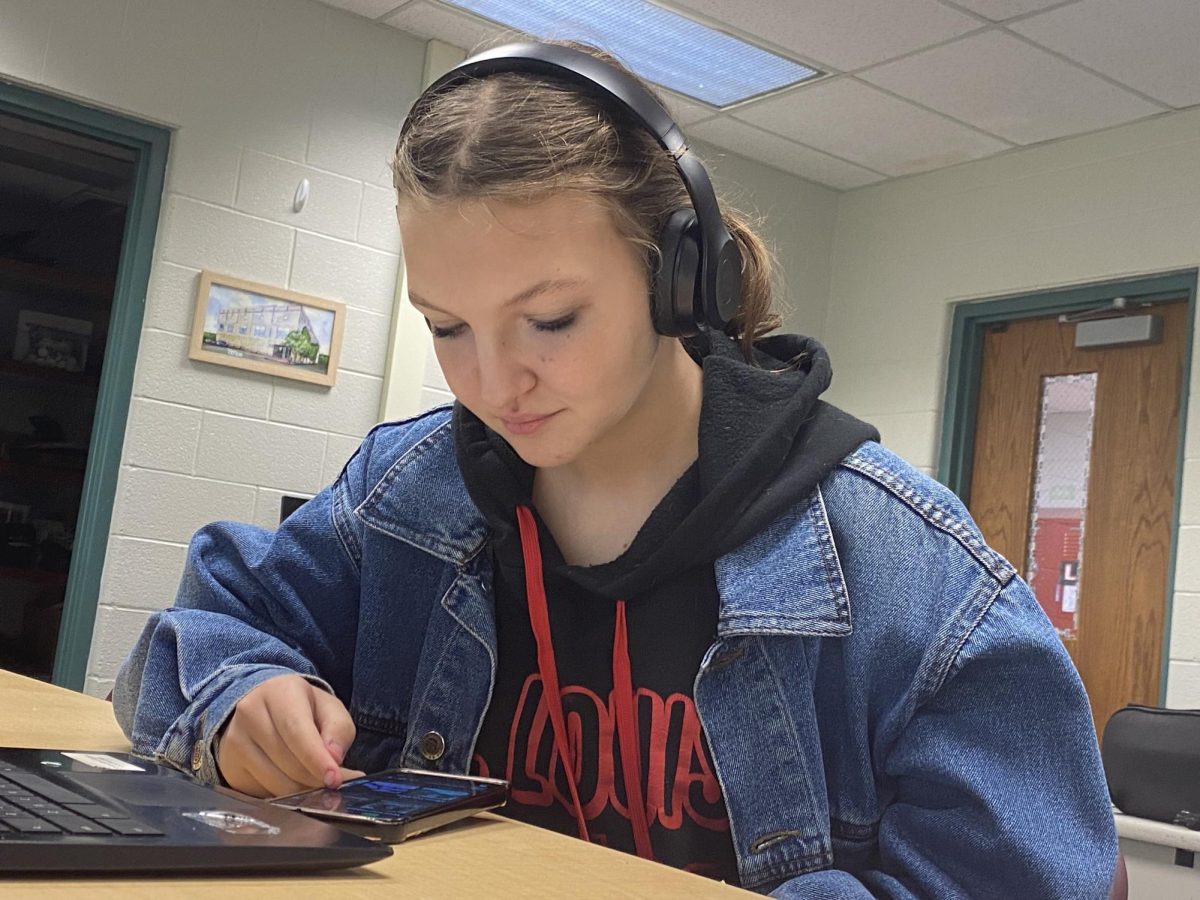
top-left (399, 192), bottom-right (614, 246)
top-left (400, 193), bottom-right (631, 305)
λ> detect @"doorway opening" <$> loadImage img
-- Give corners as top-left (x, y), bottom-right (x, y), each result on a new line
top-left (0, 111), bottom-right (134, 682)
top-left (0, 84), bottom-right (169, 689)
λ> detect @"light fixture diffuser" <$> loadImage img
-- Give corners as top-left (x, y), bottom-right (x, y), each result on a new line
top-left (440, 0), bottom-right (820, 108)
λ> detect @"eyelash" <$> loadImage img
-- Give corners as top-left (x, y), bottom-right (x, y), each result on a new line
top-left (426, 313), bottom-right (577, 340)
top-left (428, 322), bottom-right (465, 340)
top-left (532, 312), bottom-right (577, 333)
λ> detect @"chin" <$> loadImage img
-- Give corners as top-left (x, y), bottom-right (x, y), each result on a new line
top-left (501, 434), bottom-right (579, 469)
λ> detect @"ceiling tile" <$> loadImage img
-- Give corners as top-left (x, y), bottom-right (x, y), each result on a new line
top-left (689, 116), bottom-right (884, 189)
top-left (1010, 0), bottom-right (1200, 108)
top-left (663, 0), bottom-right (982, 70)
top-left (662, 90), bottom-right (718, 127)
top-left (945, 0), bottom-right (1076, 21)
top-left (321, 0), bottom-right (411, 20)
top-left (384, 0), bottom-right (507, 52)
top-left (734, 78), bottom-right (1011, 176)
top-left (860, 30), bottom-right (1162, 145)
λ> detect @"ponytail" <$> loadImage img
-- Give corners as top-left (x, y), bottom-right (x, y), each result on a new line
top-left (723, 210), bottom-right (781, 360)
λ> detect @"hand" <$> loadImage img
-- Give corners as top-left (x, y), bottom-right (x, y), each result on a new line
top-left (215, 674), bottom-right (364, 798)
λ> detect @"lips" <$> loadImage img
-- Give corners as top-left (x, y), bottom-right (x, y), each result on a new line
top-left (499, 412), bottom-right (558, 435)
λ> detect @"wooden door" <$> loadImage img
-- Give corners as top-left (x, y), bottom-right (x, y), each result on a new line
top-left (968, 300), bottom-right (1188, 734)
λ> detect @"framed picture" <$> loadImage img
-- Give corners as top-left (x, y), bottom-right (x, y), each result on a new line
top-left (188, 271), bottom-right (345, 387)
top-left (13, 310), bottom-right (93, 373)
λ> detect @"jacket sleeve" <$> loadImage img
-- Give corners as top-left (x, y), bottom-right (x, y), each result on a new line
top-left (771, 577), bottom-right (1118, 900)
top-left (112, 429), bottom-right (380, 784)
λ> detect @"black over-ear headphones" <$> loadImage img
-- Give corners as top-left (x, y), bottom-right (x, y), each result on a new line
top-left (401, 41), bottom-right (743, 337)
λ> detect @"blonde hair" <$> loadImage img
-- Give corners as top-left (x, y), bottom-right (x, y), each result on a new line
top-left (391, 41), bottom-right (780, 360)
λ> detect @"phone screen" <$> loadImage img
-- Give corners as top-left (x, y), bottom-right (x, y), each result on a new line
top-left (279, 769), bottom-right (507, 824)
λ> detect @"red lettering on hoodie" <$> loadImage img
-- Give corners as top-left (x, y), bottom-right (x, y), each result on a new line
top-left (477, 673), bottom-right (729, 834)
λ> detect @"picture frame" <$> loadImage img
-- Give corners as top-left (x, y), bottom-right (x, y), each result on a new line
top-left (188, 271), bottom-right (345, 387)
top-left (13, 310), bottom-right (93, 373)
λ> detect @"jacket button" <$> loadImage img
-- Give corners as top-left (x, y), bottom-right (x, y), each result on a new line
top-left (191, 743), bottom-right (204, 771)
top-left (419, 731), bottom-right (445, 762)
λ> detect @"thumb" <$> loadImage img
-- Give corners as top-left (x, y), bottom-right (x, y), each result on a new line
top-left (309, 685), bottom-right (356, 765)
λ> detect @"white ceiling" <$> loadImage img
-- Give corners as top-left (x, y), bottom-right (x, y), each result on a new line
top-left (317, 0), bottom-right (1200, 191)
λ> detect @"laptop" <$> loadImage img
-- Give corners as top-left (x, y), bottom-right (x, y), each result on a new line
top-left (0, 747), bottom-right (393, 874)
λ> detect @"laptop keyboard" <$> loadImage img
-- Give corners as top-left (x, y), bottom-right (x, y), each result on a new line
top-left (0, 763), bottom-right (163, 837)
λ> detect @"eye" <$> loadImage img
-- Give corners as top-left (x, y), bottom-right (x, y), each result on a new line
top-left (426, 318), bottom-right (466, 340)
top-left (531, 312), bottom-right (577, 334)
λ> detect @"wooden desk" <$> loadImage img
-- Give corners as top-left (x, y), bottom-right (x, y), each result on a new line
top-left (0, 670), bottom-right (751, 898)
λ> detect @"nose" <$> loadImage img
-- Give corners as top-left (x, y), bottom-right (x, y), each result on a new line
top-left (475, 334), bottom-right (535, 409)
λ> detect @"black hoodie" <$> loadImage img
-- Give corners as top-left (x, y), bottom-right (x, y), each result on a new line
top-left (457, 331), bottom-right (877, 882)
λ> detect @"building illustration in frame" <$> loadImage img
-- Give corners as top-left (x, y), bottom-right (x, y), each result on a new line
top-left (189, 271), bottom-right (344, 387)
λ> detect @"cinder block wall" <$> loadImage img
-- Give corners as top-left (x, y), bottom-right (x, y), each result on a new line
top-left (0, 0), bottom-right (426, 696)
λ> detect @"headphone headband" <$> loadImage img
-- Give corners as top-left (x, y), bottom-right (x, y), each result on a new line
top-left (418, 42), bottom-right (687, 153)
top-left (402, 41), bottom-right (742, 333)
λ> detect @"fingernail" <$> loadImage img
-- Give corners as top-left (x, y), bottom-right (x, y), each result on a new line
top-left (324, 770), bottom-right (338, 790)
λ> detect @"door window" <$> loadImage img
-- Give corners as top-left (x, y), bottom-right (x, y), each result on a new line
top-left (1026, 373), bottom-right (1098, 640)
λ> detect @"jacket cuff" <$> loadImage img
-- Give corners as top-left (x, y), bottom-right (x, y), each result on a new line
top-left (152, 664), bottom-right (335, 786)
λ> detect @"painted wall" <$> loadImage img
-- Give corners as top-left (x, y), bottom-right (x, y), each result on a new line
top-left (699, 138), bottom-right (841, 340)
top-left (1, 0), bottom-right (428, 696)
top-left (822, 105), bottom-right (1200, 705)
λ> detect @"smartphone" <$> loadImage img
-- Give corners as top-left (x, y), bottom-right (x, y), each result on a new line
top-left (271, 769), bottom-right (510, 843)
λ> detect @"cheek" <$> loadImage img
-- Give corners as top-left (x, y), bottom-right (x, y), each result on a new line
top-left (431, 342), bottom-right (476, 397)
top-left (560, 332), bottom-right (654, 405)
top-left (535, 338), bottom-right (602, 396)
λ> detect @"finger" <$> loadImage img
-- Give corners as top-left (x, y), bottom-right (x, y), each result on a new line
top-left (242, 734), bottom-right (311, 799)
top-left (255, 722), bottom-right (325, 789)
top-left (309, 763), bottom-right (360, 792)
top-left (217, 731), bottom-right (275, 799)
top-left (310, 688), bottom-right (357, 763)
top-left (262, 705), bottom-right (333, 787)
top-left (224, 765), bottom-right (270, 799)
top-left (227, 694), bottom-right (319, 789)
top-left (263, 682), bottom-right (341, 786)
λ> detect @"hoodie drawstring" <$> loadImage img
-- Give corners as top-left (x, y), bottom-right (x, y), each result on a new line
top-left (515, 505), bottom-right (655, 860)
top-left (611, 598), bottom-right (655, 860)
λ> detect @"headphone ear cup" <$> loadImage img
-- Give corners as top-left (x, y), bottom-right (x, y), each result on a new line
top-left (653, 209), bottom-right (701, 337)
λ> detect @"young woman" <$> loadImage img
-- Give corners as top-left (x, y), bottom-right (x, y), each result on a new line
top-left (115, 41), bottom-right (1117, 897)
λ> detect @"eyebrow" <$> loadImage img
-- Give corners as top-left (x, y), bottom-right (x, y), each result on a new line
top-left (408, 277), bottom-right (586, 316)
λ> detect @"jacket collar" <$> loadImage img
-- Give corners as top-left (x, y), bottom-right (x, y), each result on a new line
top-left (714, 484), bottom-right (852, 638)
top-left (355, 419), bottom-right (490, 566)
top-left (357, 416), bottom-right (852, 637)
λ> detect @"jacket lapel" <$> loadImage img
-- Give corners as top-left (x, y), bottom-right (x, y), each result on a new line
top-left (699, 485), bottom-right (852, 890)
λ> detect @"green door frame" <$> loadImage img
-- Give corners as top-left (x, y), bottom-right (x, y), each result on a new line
top-left (937, 269), bottom-right (1198, 702)
top-left (0, 81), bottom-right (170, 691)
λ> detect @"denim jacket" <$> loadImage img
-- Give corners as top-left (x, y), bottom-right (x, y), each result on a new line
top-left (114, 408), bottom-right (1117, 897)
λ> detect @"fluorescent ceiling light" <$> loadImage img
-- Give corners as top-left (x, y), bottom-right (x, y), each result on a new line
top-left (439, 0), bottom-right (821, 108)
